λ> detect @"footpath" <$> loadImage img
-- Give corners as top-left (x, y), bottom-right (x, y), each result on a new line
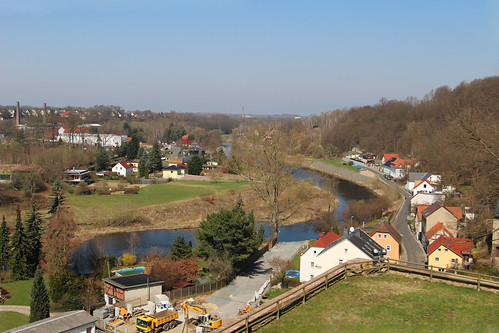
top-left (206, 241), bottom-right (304, 319)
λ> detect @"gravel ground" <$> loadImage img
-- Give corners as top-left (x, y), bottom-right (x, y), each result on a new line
top-left (206, 241), bottom-right (304, 319)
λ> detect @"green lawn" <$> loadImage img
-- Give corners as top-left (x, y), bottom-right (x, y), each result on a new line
top-left (322, 159), bottom-right (360, 172)
top-left (258, 274), bottom-right (499, 333)
top-left (0, 279), bottom-right (33, 306)
top-left (0, 311), bottom-right (30, 331)
top-left (67, 180), bottom-right (249, 210)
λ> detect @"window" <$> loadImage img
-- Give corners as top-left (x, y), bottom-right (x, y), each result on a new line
top-left (310, 275), bottom-right (314, 279)
top-left (438, 268), bottom-right (445, 272)
top-left (451, 258), bottom-right (458, 263)
top-left (386, 245), bottom-right (391, 251)
top-left (435, 257), bottom-right (439, 262)
top-left (345, 248), bottom-right (348, 253)
top-left (313, 250), bottom-right (316, 254)
top-left (311, 262), bottom-right (314, 268)
top-left (383, 234), bottom-right (388, 239)
top-left (339, 259), bottom-right (343, 264)
top-left (438, 248), bottom-right (441, 252)
top-left (378, 234), bottom-right (382, 239)
top-left (444, 248), bottom-right (448, 252)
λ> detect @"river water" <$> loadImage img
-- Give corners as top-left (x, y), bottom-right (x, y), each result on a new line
top-left (71, 168), bottom-right (374, 273)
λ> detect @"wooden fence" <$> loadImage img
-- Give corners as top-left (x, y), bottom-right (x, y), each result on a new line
top-left (165, 279), bottom-right (229, 301)
top-left (218, 259), bottom-right (499, 333)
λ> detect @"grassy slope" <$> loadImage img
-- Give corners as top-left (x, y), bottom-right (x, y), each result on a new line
top-left (322, 159), bottom-right (360, 172)
top-left (67, 180), bottom-right (248, 210)
top-left (0, 279), bottom-right (33, 306)
top-left (258, 274), bottom-right (499, 333)
top-left (0, 311), bottom-right (30, 331)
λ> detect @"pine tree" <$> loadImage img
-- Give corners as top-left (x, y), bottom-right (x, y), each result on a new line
top-left (47, 179), bottom-right (65, 215)
top-left (95, 147), bottom-right (110, 171)
top-left (10, 207), bottom-right (29, 280)
top-left (126, 136), bottom-right (140, 160)
top-left (29, 267), bottom-right (50, 323)
top-left (170, 235), bottom-right (192, 261)
top-left (149, 142), bottom-right (163, 172)
top-left (187, 155), bottom-right (203, 175)
top-left (138, 151), bottom-right (148, 177)
top-left (0, 216), bottom-right (10, 271)
top-left (24, 201), bottom-right (44, 277)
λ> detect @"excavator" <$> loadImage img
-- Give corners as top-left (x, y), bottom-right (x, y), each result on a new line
top-left (182, 302), bottom-right (222, 330)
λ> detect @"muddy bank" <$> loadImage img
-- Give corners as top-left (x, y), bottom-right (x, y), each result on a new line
top-left (75, 185), bottom-right (338, 242)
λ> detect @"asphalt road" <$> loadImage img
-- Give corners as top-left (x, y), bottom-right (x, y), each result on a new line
top-left (314, 159), bottom-right (427, 266)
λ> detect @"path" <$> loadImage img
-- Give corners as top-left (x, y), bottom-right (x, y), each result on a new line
top-left (206, 241), bottom-right (304, 319)
top-left (0, 305), bottom-right (30, 316)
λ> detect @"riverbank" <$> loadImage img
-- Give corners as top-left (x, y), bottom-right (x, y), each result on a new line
top-left (75, 182), bottom-right (338, 242)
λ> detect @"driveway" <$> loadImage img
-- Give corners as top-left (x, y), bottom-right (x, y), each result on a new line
top-left (206, 241), bottom-right (304, 319)
top-left (0, 305), bottom-right (30, 316)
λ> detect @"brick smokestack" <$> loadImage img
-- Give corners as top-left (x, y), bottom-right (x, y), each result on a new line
top-left (43, 102), bottom-right (47, 123)
top-left (16, 101), bottom-right (20, 126)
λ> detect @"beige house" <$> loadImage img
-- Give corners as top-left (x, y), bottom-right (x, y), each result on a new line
top-left (420, 202), bottom-right (462, 239)
top-left (103, 274), bottom-right (163, 306)
top-left (162, 165), bottom-right (186, 179)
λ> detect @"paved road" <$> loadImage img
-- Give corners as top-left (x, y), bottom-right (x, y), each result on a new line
top-left (307, 159), bottom-right (426, 266)
top-left (0, 305), bottom-right (30, 315)
top-left (206, 241), bottom-right (304, 319)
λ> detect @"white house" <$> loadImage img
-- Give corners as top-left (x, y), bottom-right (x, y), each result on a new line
top-left (411, 192), bottom-right (446, 208)
top-left (412, 179), bottom-right (435, 196)
top-left (300, 229), bottom-right (384, 283)
top-left (112, 162), bottom-right (133, 177)
top-left (57, 126), bottom-right (127, 147)
top-left (5, 310), bottom-right (96, 333)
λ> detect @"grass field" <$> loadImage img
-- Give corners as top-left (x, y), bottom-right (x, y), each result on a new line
top-left (0, 279), bottom-right (33, 306)
top-left (322, 159), bottom-right (360, 172)
top-left (67, 180), bottom-right (248, 210)
top-left (258, 274), bottom-right (499, 333)
top-left (0, 311), bottom-right (30, 331)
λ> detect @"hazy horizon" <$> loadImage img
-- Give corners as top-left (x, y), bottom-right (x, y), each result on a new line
top-left (1, 1), bottom-right (497, 116)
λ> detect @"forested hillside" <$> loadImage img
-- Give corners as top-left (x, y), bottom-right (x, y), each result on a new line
top-left (305, 77), bottom-right (498, 206)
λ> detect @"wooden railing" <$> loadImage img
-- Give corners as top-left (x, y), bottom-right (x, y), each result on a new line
top-left (218, 259), bottom-right (499, 333)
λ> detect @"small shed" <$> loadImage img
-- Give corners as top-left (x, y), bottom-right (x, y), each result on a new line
top-left (103, 274), bottom-right (163, 306)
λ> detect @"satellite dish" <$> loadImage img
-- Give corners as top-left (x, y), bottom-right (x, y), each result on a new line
top-left (349, 227), bottom-right (354, 233)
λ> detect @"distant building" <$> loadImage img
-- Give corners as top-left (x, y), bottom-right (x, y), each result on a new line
top-left (112, 162), bottom-right (132, 177)
top-left (62, 168), bottom-right (90, 184)
top-left (57, 126), bottom-right (127, 147)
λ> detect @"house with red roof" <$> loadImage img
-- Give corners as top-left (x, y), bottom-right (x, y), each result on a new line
top-left (427, 236), bottom-right (474, 271)
top-left (112, 161), bottom-right (133, 177)
top-left (382, 154), bottom-right (419, 179)
top-left (299, 229), bottom-right (384, 282)
top-left (370, 222), bottom-right (402, 260)
top-left (411, 179), bottom-right (435, 196)
top-left (416, 202), bottom-right (462, 244)
top-left (425, 222), bottom-right (454, 245)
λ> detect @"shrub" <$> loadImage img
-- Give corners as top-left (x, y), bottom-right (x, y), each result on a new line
top-left (122, 253), bottom-right (137, 266)
top-left (124, 186), bottom-right (139, 194)
top-left (74, 182), bottom-right (92, 195)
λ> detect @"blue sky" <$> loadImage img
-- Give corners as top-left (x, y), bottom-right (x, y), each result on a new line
top-left (0, 1), bottom-right (497, 115)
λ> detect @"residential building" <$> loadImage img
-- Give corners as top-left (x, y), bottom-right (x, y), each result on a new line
top-left (103, 274), bottom-right (163, 306)
top-left (425, 222), bottom-right (454, 245)
top-left (57, 126), bottom-right (127, 147)
top-left (112, 162), bottom-right (132, 177)
top-left (5, 310), bottom-right (96, 333)
top-left (427, 236), bottom-right (474, 271)
top-left (410, 192), bottom-right (445, 209)
top-left (62, 168), bottom-right (90, 184)
top-left (416, 202), bottom-right (462, 244)
top-left (162, 165), bottom-right (186, 179)
top-left (300, 229), bottom-right (384, 282)
top-left (369, 222), bottom-right (402, 260)
top-left (411, 179), bottom-right (435, 196)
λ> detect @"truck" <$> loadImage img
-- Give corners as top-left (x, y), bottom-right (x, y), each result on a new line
top-left (182, 302), bottom-right (222, 330)
top-left (136, 309), bottom-right (179, 333)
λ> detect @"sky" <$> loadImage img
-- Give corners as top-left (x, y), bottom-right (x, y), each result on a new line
top-left (0, 1), bottom-right (497, 116)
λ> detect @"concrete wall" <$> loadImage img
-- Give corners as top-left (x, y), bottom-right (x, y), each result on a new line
top-left (125, 285), bottom-right (162, 306)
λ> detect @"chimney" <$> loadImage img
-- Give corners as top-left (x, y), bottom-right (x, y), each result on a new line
top-left (16, 101), bottom-right (20, 126)
top-left (43, 102), bottom-right (47, 123)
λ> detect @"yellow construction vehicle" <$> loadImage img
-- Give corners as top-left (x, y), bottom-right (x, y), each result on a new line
top-left (136, 309), bottom-right (179, 333)
top-left (182, 302), bottom-right (222, 330)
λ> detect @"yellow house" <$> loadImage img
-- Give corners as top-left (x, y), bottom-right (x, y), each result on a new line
top-left (427, 236), bottom-right (474, 271)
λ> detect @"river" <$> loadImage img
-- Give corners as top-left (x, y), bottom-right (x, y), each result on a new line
top-left (71, 168), bottom-right (374, 273)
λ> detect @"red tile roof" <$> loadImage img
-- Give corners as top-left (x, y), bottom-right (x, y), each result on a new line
top-left (427, 236), bottom-right (474, 258)
top-left (117, 161), bottom-right (131, 169)
top-left (414, 179), bottom-right (435, 191)
top-left (425, 222), bottom-right (454, 240)
top-left (417, 205), bottom-right (431, 221)
top-left (383, 154), bottom-right (399, 162)
top-left (369, 221), bottom-right (402, 244)
top-left (446, 207), bottom-right (463, 220)
top-left (312, 231), bottom-right (341, 248)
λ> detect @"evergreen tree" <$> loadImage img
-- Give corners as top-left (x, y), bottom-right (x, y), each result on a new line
top-left (187, 155), bottom-right (203, 175)
top-left (138, 151), bottom-right (148, 177)
top-left (29, 267), bottom-right (50, 323)
top-left (10, 207), bottom-right (29, 280)
top-left (25, 201), bottom-right (44, 277)
top-left (126, 136), bottom-right (140, 160)
top-left (196, 203), bottom-right (264, 269)
top-left (47, 179), bottom-right (65, 215)
top-left (42, 208), bottom-right (76, 275)
top-left (0, 216), bottom-right (10, 271)
top-left (170, 235), bottom-right (192, 261)
top-left (149, 142), bottom-right (163, 172)
top-left (137, 146), bottom-right (145, 160)
top-left (95, 147), bottom-right (110, 171)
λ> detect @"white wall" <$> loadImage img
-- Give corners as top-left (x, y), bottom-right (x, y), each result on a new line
top-left (300, 239), bottom-right (371, 282)
top-left (411, 193), bottom-right (445, 208)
